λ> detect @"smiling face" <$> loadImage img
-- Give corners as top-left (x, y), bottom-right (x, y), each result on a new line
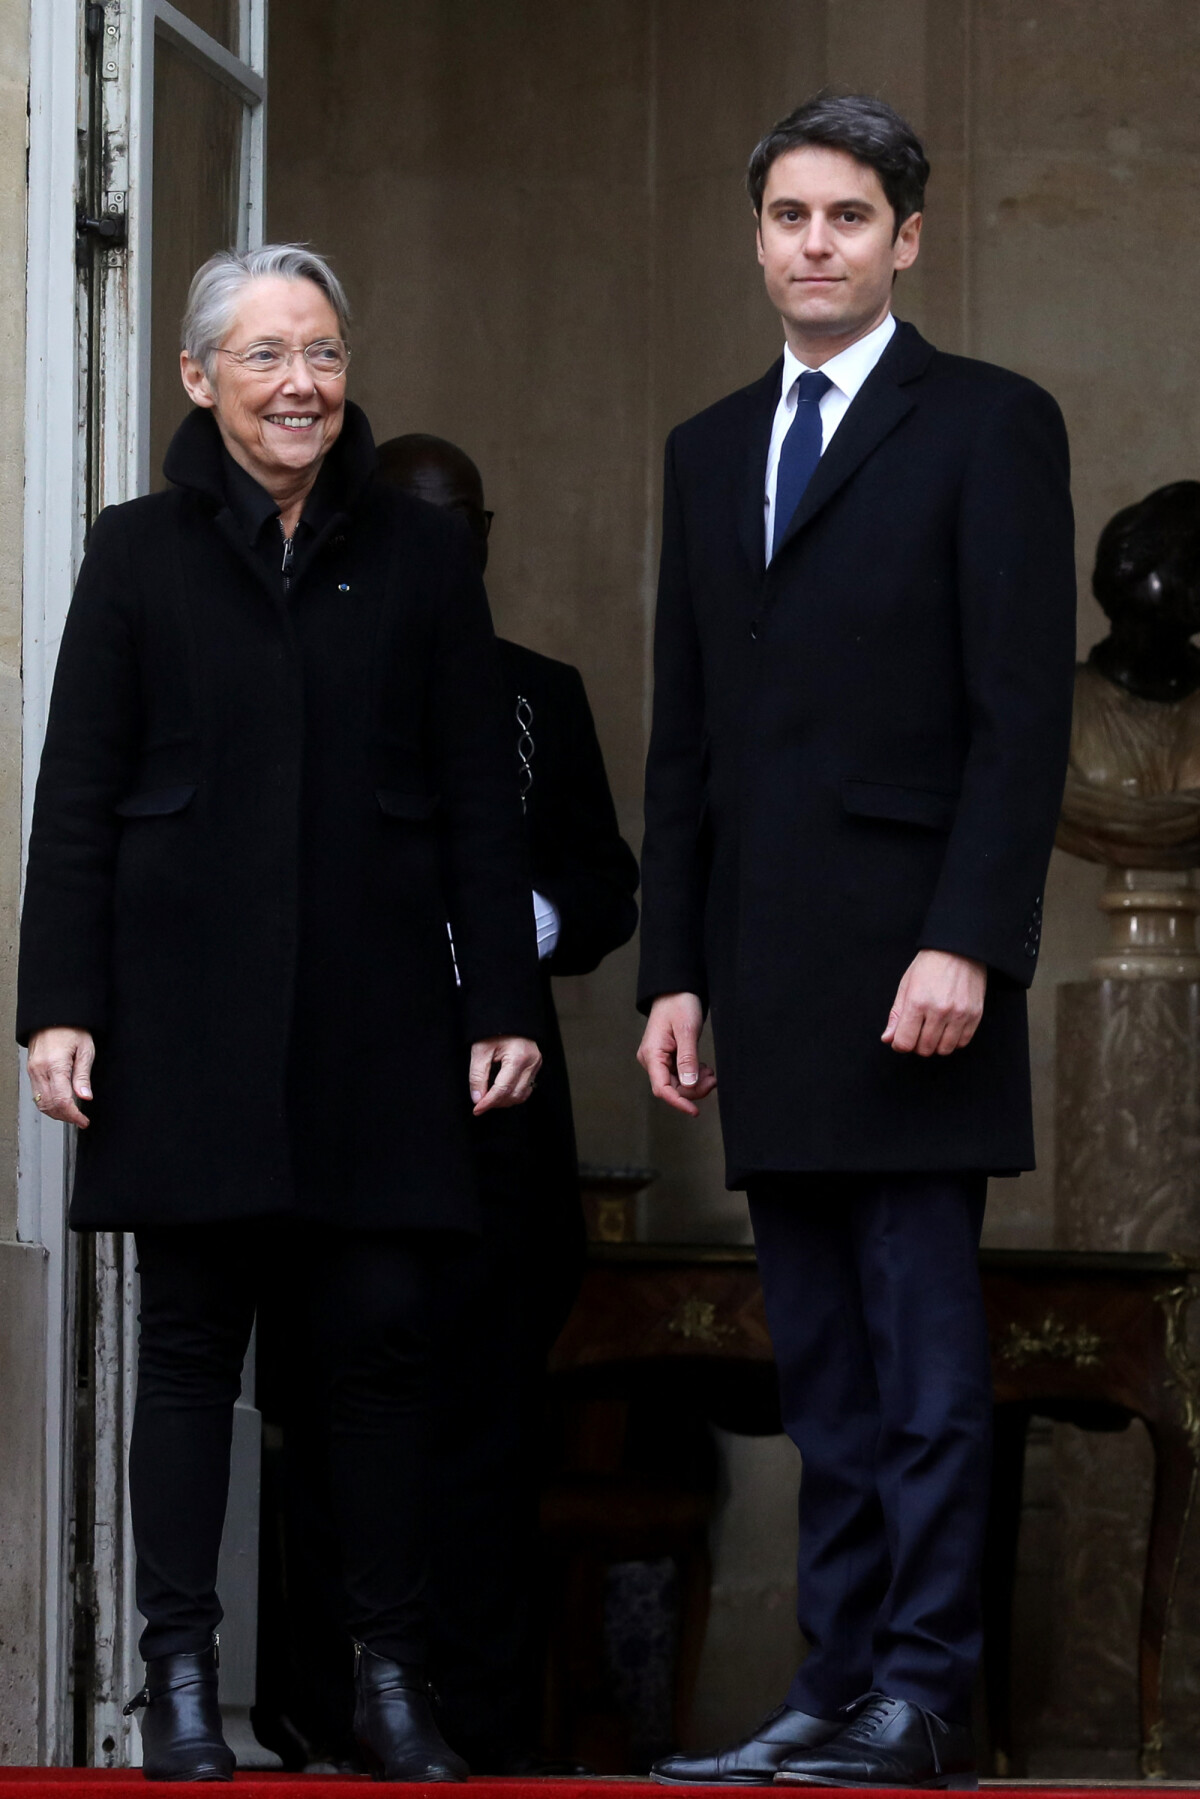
top-left (180, 274), bottom-right (346, 501)
top-left (756, 145), bottom-right (921, 363)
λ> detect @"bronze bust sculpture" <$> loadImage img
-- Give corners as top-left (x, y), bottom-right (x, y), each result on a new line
top-left (1058, 481), bottom-right (1200, 869)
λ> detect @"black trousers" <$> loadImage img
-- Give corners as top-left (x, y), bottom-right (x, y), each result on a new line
top-left (425, 1097), bottom-right (585, 1751)
top-left (746, 1172), bottom-right (991, 1725)
top-left (255, 1094), bottom-right (585, 1759)
top-left (130, 1219), bottom-right (471, 1664)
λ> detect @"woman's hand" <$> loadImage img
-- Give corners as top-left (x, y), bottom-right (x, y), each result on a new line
top-left (27, 1027), bottom-right (96, 1127)
top-left (469, 1036), bottom-right (541, 1115)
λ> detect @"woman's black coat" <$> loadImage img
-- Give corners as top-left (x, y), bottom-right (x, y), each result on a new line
top-left (17, 404), bottom-right (543, 1232)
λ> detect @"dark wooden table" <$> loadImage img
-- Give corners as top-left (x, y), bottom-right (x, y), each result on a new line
top-left (550, 1243), bottom-right (1200, 1777)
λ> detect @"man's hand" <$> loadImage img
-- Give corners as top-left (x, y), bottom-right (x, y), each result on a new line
top-left (469, 1036), bottom-right (542, 1115)
top-left (882, 950), bottom-right (987, 1057)
top-left (637, 992), bottom-right (717, 1116)
top-left (27, 1027), bottom-right (96, 1127)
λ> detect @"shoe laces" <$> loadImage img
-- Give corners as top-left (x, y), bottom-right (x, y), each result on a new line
top-left (836, 1691), bottom-right (949, 1772)
top-left (836, 1691), bottom-right (902, 1744)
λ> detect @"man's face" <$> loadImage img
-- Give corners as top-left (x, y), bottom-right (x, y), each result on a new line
top-left (400, 459), bottom-right (490, 571)
top-left (756, 145), bottom-right (921, 355)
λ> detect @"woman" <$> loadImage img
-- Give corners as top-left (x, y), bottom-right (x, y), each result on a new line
top-left (18, 244), bottom-right (542, 1783)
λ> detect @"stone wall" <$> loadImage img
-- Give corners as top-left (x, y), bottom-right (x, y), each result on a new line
top-left (0, 0), bottom-right (44, 1768)
top-left (0, 1245), bottom-right (47, 1763)
top-left (0, 0), bottom-right (27, 1238)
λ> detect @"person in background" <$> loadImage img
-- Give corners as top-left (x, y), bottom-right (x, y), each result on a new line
top-left (19, 245), bottom-right (542, 1785)
top-left (377, 433), bottom-right (640, 1772)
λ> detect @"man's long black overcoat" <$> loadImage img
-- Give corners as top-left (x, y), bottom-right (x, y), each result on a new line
top-left (17, 404), bottom-right (543, 1231)
top-left (475, 638), bottom-right (639, 1309)
top-left (637, 322), bottom-right (1077, 1183)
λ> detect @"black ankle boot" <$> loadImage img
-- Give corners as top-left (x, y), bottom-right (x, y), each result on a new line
top-left (124, 1640), bottom-right (234, 1782)
top-left (353, 1644), bottom-right (468, 1782)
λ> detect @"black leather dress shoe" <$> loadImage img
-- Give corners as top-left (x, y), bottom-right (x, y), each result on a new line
top-left (124, 1641), bottom-right (234, 1782)
top-left (650, 1704), bottom-right (841, 1785)
top-left (775, 1691), bottom-right (977, 1789)
top-left (353, 1645), bottom-right (469, 1782)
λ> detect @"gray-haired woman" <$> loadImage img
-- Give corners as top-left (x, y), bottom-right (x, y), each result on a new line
top-left (18, 246), bottom-right (542, 1783)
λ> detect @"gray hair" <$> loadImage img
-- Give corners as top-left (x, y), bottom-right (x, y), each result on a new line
top-left (181, 243), bottom-right (351, 373)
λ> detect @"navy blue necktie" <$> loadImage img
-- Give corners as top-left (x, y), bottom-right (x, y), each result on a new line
top-left (772, 369), bottom-right (832, 559)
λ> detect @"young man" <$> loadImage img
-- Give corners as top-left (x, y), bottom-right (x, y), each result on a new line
top-left (637, 95), bottom-right (1075, 1789)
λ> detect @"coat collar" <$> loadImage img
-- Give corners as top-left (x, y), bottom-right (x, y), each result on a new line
top-left (162, 398), bottom-right (379, 517)
top-left (163, 401), bottom-right (378, 602)
top-left (739, 319), bottom-right (936, 578)
top-left (736, 358), bottom-right (786, 579)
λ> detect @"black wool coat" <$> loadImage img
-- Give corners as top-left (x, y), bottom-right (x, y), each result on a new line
top-left (638, 322), bottom-right (1077, 1184)
top-left (18, 403), bottom-right (543, 1231)
top-left (473, 640), bottom-right (638, 1319)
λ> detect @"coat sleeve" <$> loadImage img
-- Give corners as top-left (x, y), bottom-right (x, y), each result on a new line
top-left (637, 429), bottom-right (712, 1013)
top-left (427, 539), bottom-right (544, 1044)
top-left (531, 664), bottom-right (639, 978)
top-left (917, 381), bottom-right (1076, 985)
top-left (17, 507), bottom-right (142, 1044)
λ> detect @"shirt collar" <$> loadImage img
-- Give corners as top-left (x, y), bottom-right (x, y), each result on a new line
top-left (781, 311), bottom-right (897, 405)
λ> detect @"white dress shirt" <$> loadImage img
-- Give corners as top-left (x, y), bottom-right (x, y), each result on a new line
top-left (533, 888), bottom-right (561, 959)
top-left (764, 312), bottom-right (897, 562)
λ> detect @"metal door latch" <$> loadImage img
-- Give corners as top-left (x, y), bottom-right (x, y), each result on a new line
top-left (77, 211), bottom-right (127, 248)
top-left (76, 208), bottom-right (128, 269)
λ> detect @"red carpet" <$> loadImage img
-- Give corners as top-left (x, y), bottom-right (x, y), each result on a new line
top-left (3, 1775), bottom-right (1199, 1796)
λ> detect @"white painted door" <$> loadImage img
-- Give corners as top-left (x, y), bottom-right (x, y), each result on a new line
top-left (22, 0), bottom-right (266, 1767)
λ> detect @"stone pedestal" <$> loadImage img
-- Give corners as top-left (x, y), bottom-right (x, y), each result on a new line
top-left (1093, 869), bottom-right (1200, 984)
top-left (1056, 978), bottom-right (1200, 1252)
top-left (1052, 884), bottom-right (1200, 1774)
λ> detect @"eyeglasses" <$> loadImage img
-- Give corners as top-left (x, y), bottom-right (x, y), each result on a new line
top-left (216, 339), bottom-right (351, 379)
top-left (447, 501), bottom-right (494, 538)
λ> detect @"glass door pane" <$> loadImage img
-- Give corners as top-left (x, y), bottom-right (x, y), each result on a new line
top-left (149, 35), bottom-right (245, 485)
top-left (169, 0), bottom-right (240, 53)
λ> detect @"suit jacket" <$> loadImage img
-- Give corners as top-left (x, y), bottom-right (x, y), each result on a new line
top-left (474, 640), bottom-right (639, 1306)
top-left (638, 321), bottom-right (1076, 1183)
top-left (18, 404), bottom-right (543, 1231)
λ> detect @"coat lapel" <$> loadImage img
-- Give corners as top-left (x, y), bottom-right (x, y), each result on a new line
top-left (773, 321), bottom-right (935, 561)
top-left (736, 358), bottom-right (785, 579)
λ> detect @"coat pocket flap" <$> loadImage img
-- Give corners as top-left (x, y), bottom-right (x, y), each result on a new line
top-left (115, 784), bottom-right (198, 818)
top-left (842, 779), bottom-right (958, 831)
top-left (375, 789), bottom-right (440, 821)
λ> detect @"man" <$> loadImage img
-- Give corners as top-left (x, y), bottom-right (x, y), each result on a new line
top-left (637, 95), bottom-right (1074, 1789)
top-left (377, 432), bottom-right (640, 1771)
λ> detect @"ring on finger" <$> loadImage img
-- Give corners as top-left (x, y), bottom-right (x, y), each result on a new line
top-left (32, 1093), bottom-right (45, 1107)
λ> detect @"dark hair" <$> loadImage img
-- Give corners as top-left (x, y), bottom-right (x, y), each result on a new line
top-left (747, 92), bottom-right (929, 233)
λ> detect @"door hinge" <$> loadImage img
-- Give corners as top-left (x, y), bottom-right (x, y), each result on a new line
top-left (87, 3), bottom-right (121, 80)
